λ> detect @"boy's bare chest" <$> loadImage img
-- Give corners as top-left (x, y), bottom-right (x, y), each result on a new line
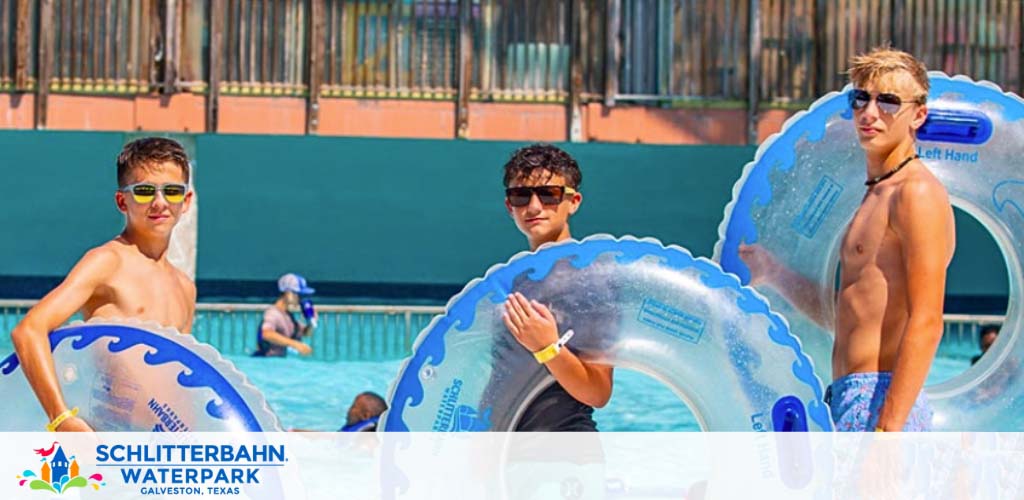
top-left (105, 265), bottom-right (190, 329)
top-left (841, 191), bottom-right (902, 272)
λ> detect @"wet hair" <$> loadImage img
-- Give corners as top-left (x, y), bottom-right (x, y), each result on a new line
top-left (345, 391), bottom-right (388, 426)
top-left (848, 46), bottom-right (929, 102)
top-left (979, 324), bottom-right (1001, 348)
top-left (116, 137), bottom-right (190, 188)
top-left (502, 143), bottom-right (582, 189)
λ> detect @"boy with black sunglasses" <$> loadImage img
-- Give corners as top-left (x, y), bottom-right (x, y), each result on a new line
top-left (11, 137), bottom-right (196, 432)
top-left (499, 143), bottom-right (614, 431)
top-left (742, 48), bottom-right (955, 431)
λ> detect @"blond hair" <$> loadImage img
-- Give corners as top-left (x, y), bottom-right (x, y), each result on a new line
top-left (848, 47), bottom-right (929, 102)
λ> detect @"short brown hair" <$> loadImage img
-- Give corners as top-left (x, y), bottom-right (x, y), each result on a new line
top-left (502, 143), bottom-right (582, 189)
top-left (848, 47), bottom-right (929, 102)
top-left (116, 137), bottom-right (190, 187)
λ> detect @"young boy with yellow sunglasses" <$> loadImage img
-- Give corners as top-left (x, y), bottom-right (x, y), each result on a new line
top-left (11, 137), bottom-right (196, 432)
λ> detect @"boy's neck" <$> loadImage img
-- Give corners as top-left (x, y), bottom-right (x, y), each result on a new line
top-left (865, 140), bottom-right (917, 178)
top-left (120, 227), bottom-right (171, 261)
top-left (528, 227), bottom-right (572, 252)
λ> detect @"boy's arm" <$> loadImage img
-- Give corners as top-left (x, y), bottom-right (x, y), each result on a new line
top-left (541, 350), bottom-right (614, 408)
top-left (260, 328), bottom-right (312, 355)
top-left (876, 180), bottom-right (954, 431)
top-left (181, 278), bottom-right (196, 334)
top-left (739, 243), bottom-right (833, 329)
top-left (10, 247), bottom-right (119, 431)
top-left (503, 293), bottom-right (614, 408)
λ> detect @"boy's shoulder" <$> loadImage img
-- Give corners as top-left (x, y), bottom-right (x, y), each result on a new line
top-left (75, 240), bottom-right (126, 274)
top-left (891, 165), bottom-right (951, 216)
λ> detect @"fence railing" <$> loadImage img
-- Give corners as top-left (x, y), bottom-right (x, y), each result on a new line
top-left (0, 299), bottom-right (443, 362)
top-left (753, 0), bottom-right (1024, 103)
top-left (939, 313), bottom-right (1005, 352)
top-left (319, 0), bottom-right (459, 99)
top-left (0, 299), bottom-right (1005, 363)
top-left (4, 0), bottom-right (1024, 136)
top-left (190, 302), bottom-right (442, 361)
top-left (215, 0), bottom-right (309, 96)
top-left (614, 0), bottom-right (749, 102)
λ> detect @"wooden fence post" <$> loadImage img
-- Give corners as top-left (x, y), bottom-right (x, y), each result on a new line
top-left (14, 0), bottom-right (31, 91)
top-left (568, 0), bottom-right (584, 142)
top-left (207, 0), bottom-right (225, 133)
top-left (307, 0), bottom-right (325, 134)
top-left (455, 0), bottom-right (473, 138)
top-left (35, 0), bottom-right (55, 129)
top-left (604, 0), bottom-right (620, 107)
top-left (747, 0), bottom-right (762, 145)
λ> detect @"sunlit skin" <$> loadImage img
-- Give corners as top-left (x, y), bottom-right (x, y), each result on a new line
top-left (502, 170), bottom-right (614, 408)
top-left (11, 161), bottom-right (196, 432)
top-left (742, 70), bottom-right (955, 430)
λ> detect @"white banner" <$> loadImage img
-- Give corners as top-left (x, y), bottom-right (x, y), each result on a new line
top-left (2, 432), bottom-right (1022, 499)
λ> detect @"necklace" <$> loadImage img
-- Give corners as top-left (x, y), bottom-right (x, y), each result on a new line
top-left (865, 154), bottom-right (919, 186)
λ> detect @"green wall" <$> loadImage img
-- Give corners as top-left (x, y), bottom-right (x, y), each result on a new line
top-left (0, 131), bottom-right (1008, 302)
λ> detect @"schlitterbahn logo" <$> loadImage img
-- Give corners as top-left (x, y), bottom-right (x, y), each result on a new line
top-left (16, 441), bottom-right (105, 494)
top-left (96, 443), bottom-right (287, 496)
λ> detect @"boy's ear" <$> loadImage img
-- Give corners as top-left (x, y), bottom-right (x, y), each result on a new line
top-left (182, 190), bottom-right (194, 213)
top-left (567, 191), bottom-right (582, 215)
top-left (911, 103), bottom-right (928, 131)
top-left (115, 191), bottom-right (128, 213)
top-left (504, 198), bottom-right (514, 216)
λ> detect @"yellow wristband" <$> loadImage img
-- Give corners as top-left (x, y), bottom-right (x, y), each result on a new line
top-left (874, 426), bottom-right (885, 432)
top-left (532, 329), bottom-right (576, 364)
top-left (533, 344), bottom-right (561, 364)
top-left (46, 407), bottom-right (79, 432)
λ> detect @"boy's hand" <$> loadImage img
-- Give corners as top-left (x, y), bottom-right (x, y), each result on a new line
top-left (292, 342), bottom-right (313, 356)
top-left (502, 292), bottom-right (559, 352)
top-left (55, 416), bottom-right (93, 432)
top-left (738, 243), bottom-right (779, 286)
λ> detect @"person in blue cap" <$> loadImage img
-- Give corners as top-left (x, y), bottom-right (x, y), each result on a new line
top-left (253, 273), bottom-right (318, 357)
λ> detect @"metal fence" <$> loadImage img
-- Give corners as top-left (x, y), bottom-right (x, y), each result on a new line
top-left (3, 0), bottom-right (1024, 139)
top-left (0, 0), bottom-right (22, 90)
top-left (939, 313), bottom-right (1005, 352)
top-left (214, 0), bottom-right (309, 96)
top-left (0, 299), bottom-right (442, 362)
top-left (0, 299), bottom-right (1005, 363)
top-left (754, 0), bottom-right (1024, 103)
top-left (614, 0), bottom-right (749, 102)
top-left (318, 0), bottom-right (459, 99)
top-left (190, 302), bottom-right (441, 361)
top-left (47, 0), bottom-right (164, 94)
top-left (4, 1), bottom-right (1024, 111)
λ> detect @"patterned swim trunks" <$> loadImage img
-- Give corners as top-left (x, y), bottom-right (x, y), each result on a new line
top-left (826, 372), bottom-right (933, 431)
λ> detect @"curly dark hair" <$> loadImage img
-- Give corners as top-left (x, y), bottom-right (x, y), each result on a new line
top-left (502, 143), bottom-right (582, 188)
top-left (979, 324), bottom-right (1001, 347)
top-left (116, 137), bottom-right (190, 187)
top-left (346, 391), bottom-right (388, 426)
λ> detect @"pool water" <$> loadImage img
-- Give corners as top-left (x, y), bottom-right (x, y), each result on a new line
top-left (228, 350), bottom-right (975, 432)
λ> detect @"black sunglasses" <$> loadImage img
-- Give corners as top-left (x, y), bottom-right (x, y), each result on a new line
top-left (848, 89), bottom-right (924, 115)
top-left (505, 185), bottom-right (578, 207)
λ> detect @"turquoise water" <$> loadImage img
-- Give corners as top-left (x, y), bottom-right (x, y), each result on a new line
top-left (228, 351), bottom-right (974, 432)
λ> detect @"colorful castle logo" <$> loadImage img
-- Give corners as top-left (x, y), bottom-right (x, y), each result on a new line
top-left (16, 441), bottom-right (104, 494)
